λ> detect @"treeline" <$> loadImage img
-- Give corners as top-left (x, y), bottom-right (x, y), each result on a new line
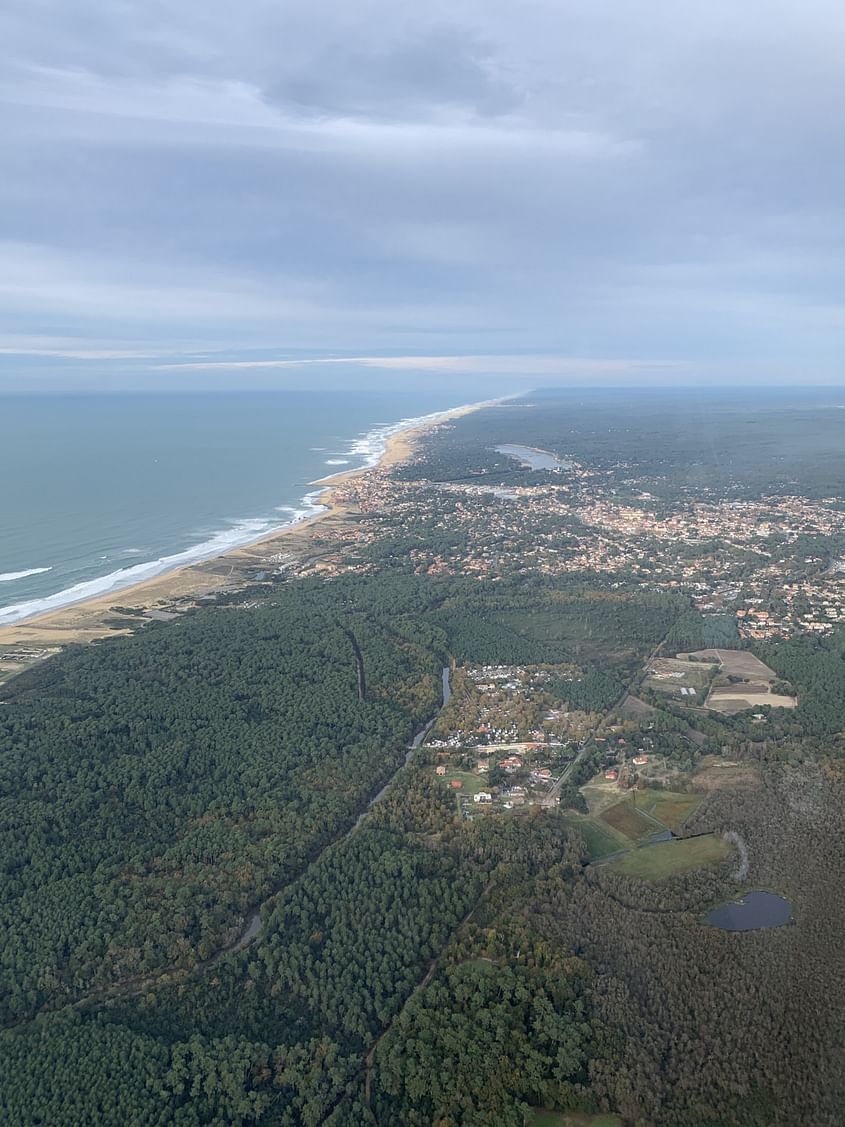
top-left (2, 701), bottom-right (841, 1124)
top-left (434, 585), bottom-right (685, 667)
top-left (665, 610), bottom-right (738, 651)
top-left (550, 668), bottom-right (624, 712)
top-left (755, 627), bottom-right (845, 739)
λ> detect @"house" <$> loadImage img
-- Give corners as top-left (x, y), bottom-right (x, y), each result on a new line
top-left (632, 755), bottom-right (648, 766)
top-left (473, 791), bottom-right (492, 804)
top-left (605, 768), bottom-right (618, 781)
top-left (499, 756), bottom-right (523, 771)
top-left (533, 767), bottom-right (552, 780)
top-left (435, 765), bottom-right (447, 776)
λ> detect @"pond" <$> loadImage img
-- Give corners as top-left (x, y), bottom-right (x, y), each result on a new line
top-left (706, 890), bottom-right (792, 932)
top-left (494, 444), bottom-right (571, 472)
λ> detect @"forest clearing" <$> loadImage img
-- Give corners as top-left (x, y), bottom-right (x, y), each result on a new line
top-left (637, 789), bottom-right (704, 831)
top-left (599, 798), bottom-right (659, 841)
top-left (527, 1111), bottom-right (623, 1126)
top-left (609, 834), bottom-right (731, 880)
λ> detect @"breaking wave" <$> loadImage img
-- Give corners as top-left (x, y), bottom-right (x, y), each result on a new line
top-left (0, 496), bottom-right (327, 627)
top-left (0, 567), bottom-right (52, 583)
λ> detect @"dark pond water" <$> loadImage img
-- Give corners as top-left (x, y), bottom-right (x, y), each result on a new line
top-left (495, 444), bottom-right (571, 472)
top-left (706, 891), bottom-right (792, 932)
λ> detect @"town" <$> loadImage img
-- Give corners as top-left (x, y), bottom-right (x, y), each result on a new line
top-left (303, 449), bottom-right (845, 641)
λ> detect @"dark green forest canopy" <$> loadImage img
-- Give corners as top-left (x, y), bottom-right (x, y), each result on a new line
top-left (0, 577), bottom-right (444, 1025)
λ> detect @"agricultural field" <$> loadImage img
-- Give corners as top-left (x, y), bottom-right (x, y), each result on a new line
top-left (674, 648), bottom-right (797, 713)
top-left (581, 778), bottom-right (633, 818)
top-left (693, 759), bottom-right (761, 792)
top-left (678, 648), bottom-right (776, 679)
top-left (618, 693), bottom-right (655, 717)
top-left (609, 834), bottom-right (731, 880)
top-left (637, 788), bottom-right (704, 832)
top-left (562, 814), bottom-right (624, 859)
top-left (599, 798), bottom-right (659, 841)
top-left (643, 655), bottom-right (714, 700)
top-left (706, 684), bottom-right (797, 712)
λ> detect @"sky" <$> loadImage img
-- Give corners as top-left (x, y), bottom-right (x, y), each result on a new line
top-left (2, 0), bottom-right (845, 391)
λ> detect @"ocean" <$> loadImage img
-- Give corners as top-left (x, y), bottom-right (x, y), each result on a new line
top-left (0, 389), bottom-right (482, 625)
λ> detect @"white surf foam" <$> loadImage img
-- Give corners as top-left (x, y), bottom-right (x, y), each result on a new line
top-left (0, 498), bottom-right (327, 627)
top-left (339, 400), bottom-right (493, 472)
top-left (325, 459), bottom-right (350, 465)
top-left (0, 567), bottom-right (52, 583)
top-left (0, 396), bottom-right (509, 628)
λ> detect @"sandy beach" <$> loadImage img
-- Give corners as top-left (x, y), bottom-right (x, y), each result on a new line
top-left (0, 400), bottom-right (486, 660)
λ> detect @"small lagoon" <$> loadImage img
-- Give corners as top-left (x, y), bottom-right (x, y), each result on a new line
top-left (495, 444), bottom-right (571, 472)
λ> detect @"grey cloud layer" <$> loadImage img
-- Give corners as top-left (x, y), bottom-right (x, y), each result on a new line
top-left (1, 0), bottom-right (844, 386)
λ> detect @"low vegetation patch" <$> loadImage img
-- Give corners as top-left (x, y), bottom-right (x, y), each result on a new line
top-left (563, 815), bottom-right (623, 859)
top-left (638, 788), bottom-right (703, 832)
top-left (609, 834), bottom-right (730, 880)
top-left (599, 799), bottom-right (657, 841)
top-left (438, 769), bottom-right (488, 796)
top-left (527, 1112), bottom-right (623, 1127)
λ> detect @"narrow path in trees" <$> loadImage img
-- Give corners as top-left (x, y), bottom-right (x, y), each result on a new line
top-left (3, 666), bottom-right (454, 1033)
top-left (361, 879), bottom-right (495, 1109)
top-left (543, 634), bottom-right (669, 808)
top-left (343, 627), bottom-right (367, 701)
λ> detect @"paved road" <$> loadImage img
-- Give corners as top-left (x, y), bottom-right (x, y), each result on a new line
top-left (541, 634), bottom-right (668, 809)
top-left (540, 743), bottom-right (588, 807)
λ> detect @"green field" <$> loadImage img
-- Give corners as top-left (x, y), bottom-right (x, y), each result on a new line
top-left (638, 788), bottom-right (703, 832)
top-left (563, 814), bottom-right (624, 859)
top-left (438, 769), bottom-right (488, 796)
top-left (527, 1111), bottom-right (623, 1127)
top-left (599, 798), bottom-right (657, 841)
top-left (609, 834), bottom-right (730, 880)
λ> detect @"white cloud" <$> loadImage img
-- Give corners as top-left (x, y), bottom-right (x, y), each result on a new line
top-left (0, 66), bottom-right (634, 163)
top-left (157, 353), bottom-right (684, 376)
top-left (1, 1), bottom-right (844, 386)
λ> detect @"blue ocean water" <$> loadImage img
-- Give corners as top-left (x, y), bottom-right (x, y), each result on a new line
top-left (0, 389), bottom-right (481, 624)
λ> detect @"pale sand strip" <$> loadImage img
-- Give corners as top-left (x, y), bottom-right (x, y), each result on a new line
top-left (0, 400), bottom-right (488, 652)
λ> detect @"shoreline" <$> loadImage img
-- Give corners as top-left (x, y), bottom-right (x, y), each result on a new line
top-left (0, 397), bottom-right (495, 653)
